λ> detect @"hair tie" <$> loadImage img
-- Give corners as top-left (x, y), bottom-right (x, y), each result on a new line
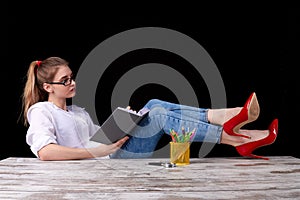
top-left (36, 60), bottom-right (41, 67)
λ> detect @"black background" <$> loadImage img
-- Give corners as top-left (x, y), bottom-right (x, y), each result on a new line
top-left (3, 3), bottom-right (299, 160)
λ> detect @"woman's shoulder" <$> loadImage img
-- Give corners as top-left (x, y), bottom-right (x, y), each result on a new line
top-left (28, 102), bottom-right (87, 114)
top-left (28, 101), bottom-right (54, 110)
top-left (27, 102), bottom-right (55, 120)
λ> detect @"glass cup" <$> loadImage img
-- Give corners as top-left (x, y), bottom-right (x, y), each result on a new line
top-left (170, 142), bottom-right (190, 166)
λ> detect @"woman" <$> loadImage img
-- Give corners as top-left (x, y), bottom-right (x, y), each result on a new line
top-left (20, 57), bottom-right (278, 161)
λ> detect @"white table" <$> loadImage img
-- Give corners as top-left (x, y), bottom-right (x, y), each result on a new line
top-left (1, 156), bottom-right (299, 199)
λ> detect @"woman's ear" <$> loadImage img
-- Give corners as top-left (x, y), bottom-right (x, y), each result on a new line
top-left (43, 83), bottom-right (53, 93)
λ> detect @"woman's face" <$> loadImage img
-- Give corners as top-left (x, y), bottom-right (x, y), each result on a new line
top-left (48, 65), bottom-right (76, 99)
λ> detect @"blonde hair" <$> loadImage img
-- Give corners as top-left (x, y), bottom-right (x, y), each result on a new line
top-left (20, 57), bottom-right (69, 126)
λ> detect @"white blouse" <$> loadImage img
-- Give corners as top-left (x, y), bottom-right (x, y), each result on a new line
top-left (26, 101), bottom-right (109, 159)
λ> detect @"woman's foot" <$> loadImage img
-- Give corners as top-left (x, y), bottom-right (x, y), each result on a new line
top-left (208, 93), bottom-right (260, 127)
top-left (220, 119), bottom-right (278, 160)
top-left (208, 107), bottom-right (243, 126)
top-left (223, 92), bottom-right (260, 138)
top-left (220, 129), bottom-right (269, 147)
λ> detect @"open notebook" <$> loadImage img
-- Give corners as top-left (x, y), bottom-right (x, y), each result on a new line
top-left (90, 107), bottom-right (150, 144)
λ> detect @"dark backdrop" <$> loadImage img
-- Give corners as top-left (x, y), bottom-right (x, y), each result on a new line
top-left (3, 4), bottom-right (299, 160)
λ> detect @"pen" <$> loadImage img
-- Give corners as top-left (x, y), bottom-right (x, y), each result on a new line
top-left (170, 132), bottom-right (176, 142)
top-left (189, 128), bottom-right (196, 141)
top-left (170, 129), bottom-right (177, 142)
top-left (182, 126), bottom-right (185, 136)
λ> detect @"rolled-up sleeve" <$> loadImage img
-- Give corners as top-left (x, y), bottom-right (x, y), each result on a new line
top-left (26, 107), bottom-right (57, 157)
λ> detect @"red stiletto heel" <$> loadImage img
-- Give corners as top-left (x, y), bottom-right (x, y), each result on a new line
top-left (236, 118), bottom-right (278, 160)
top-left (223, 92), bottom-right (260, 139)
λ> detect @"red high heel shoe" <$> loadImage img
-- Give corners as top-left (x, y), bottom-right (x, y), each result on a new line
top-left (235, 118), bottom-right (278, 160)
top-left (223, 92), bottom-right (260, 139)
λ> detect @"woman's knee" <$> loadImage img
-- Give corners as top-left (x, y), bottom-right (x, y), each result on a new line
top-left (145, 99), bottom-right (164, 109)
top-left (149, 106), bottom-right (168, 118)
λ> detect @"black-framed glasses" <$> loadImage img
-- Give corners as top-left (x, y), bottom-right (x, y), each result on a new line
top-left (46, 77), bottom-right (75, 86)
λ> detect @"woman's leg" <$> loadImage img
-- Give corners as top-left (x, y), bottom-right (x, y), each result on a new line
top-left (110, 98), bottom-right (276, 160)
top-left (144, 99), bottom-right (244, 126)
top-left (143, 99), bottom-right (208, 122)
top-left (110, 99), bottom-right (223, 158)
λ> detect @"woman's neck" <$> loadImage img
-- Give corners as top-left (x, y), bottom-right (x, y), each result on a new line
top-left (48, 97), bottom-right (67, 111)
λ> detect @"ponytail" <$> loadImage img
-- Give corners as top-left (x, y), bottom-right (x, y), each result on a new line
top-left (20, 61), bottom-right (43, 126)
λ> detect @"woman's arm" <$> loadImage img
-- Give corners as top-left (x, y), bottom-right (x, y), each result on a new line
top-left (38, 136), bottom-right (129, 161)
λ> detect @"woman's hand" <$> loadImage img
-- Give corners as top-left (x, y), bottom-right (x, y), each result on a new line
top-left (126, 106), bottom-right (136, 111)
top-left (91, 136), bottom-right (129, 158)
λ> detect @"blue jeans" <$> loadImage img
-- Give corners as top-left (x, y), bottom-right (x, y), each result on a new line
top-left (110, 99), bottom-right (223, 158)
